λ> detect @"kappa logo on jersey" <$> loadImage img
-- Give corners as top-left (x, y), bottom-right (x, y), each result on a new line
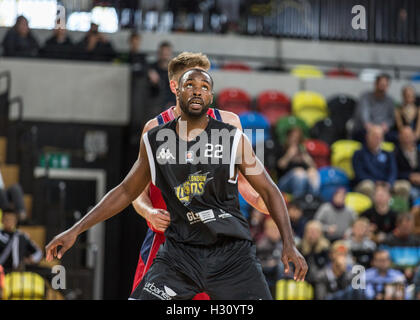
top-left (156, 147), bottom-right (175, 160)
top-left (174, 171), bottom-right (213, 205)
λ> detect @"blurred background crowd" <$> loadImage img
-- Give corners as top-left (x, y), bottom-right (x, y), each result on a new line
top-left (0, 0), bottom-right (420, 300)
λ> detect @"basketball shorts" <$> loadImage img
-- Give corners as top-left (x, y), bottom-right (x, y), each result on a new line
top-left (129, 237), bottom-right (272, 300)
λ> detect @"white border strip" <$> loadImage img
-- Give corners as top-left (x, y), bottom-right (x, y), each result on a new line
top-left (143, 132), bottom-right (156, 185)
top-left (228, 129), bottom-right (242, 183)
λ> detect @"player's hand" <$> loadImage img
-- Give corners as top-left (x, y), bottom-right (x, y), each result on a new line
top-left (146, 209), bottom-right (171, 232)
top-left (45, 228), bottom-right (78, 262)
top-left (281, 245), bottom-right (308, 282)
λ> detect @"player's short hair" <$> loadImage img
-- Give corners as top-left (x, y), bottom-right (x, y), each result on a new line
top-left (168, 52), bottom-right (211, 81)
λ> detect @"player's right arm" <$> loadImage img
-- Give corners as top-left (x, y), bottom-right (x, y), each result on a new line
top-left (131, 119), bottom-right (171, 232)
top-left (45, 136), bottom-right (152, 261)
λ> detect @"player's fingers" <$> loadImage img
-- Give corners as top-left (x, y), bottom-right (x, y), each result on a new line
top-left (45, 240), bottom-right (59, 261)
top-left (296, 258), bottom-right (308, 282)
top-left (157, 210), bottom-right (171, 219)
top-left (57, 244), bottom-right (69, 260)
top-left (281, 255), bottom-right (290, 274)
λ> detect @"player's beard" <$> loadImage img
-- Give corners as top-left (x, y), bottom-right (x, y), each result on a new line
top-left (179, 98), bottom-right (210, 119)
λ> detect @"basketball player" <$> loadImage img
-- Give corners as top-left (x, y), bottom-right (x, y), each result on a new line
top-left (130, 52), bottom-right (268, 298)
top-left (45, 69), bottom-right (307, 300)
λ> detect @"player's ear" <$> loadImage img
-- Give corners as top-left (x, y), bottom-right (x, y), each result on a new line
top-left (169, 79), bottom-right (178, 95)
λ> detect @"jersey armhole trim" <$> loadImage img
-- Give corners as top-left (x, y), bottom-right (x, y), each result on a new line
top-left (228, 129), bottom-right (242, 184)
top-left (143, 132), bottom-right (156, 185)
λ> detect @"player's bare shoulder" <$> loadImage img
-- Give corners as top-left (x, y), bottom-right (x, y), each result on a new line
top-left (142, 118), bottom-right (159, 135)
top-left (218, 110), bottom-right (243, 131)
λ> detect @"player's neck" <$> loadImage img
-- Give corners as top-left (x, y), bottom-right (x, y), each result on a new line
top-left (176, 113), bottom-right (210, 141)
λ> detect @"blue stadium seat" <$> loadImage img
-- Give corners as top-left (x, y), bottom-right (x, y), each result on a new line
top-left (239, 112), bottom-right (271, 146)
top-left (319, 166), bottom-right (350, 202)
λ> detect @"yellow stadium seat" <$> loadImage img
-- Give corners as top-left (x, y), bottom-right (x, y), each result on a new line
top-left (345, 192), bottom-right (372, 214)
top-left (291, 65), bottom-right (324, 79)
top-left (331, 140), bottom-right (362, 179)
top-left (3, 272), bottom-right (46, 300)
top-left (381, 141), bottom-right (395, 152)
top-left (276, 279), bottom-right (314, 300)
top-left (292, 91), bottom-right (328, 127)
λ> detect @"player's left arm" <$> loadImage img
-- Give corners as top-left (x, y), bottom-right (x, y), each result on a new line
top-left (221, 110), bottom-right (268, 214)
top-left (236, 133), bottom-right (308, 282)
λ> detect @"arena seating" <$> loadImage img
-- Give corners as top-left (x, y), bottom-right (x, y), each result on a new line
top-left (292, 91), bottom-right (328, 128)
top-left (257, 90), bottom-right (291, 125)
top-left (217, 88), bottom-right (252, 115)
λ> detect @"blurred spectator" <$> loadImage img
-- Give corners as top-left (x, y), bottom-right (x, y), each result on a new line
top-left (365, 250), bottom-right (406, 300)
top-left (395, 126), bottom-right (420, 200)
top-left (395, 8), bottom-right (409, 43)
top-left (297, 220), bottom-right (330, 284)
top-left (314, 241), bottom-right (355, 300)
top-left (1, 15), bottom-right (39, 57)
top-left (76, 23), bottom-right (116, 61)
top-left (0, 208), bottom-right (42, 272)
top-left (216, 0), bottom-right (241, 33)
top-left (381, 212), bottom-right (420, 281)
top-left (345, 217), bottom-right (376, 268)
top-left (249, 207), bottom-right (265, 242)
top-left (314, 187), bottom-right (356, 242)
top-left (394, 86), bottom-right (420, 139)
top-left (411, 204), bottom-right (420, 235)
top-left (255, 217), bottom-right (284, 293)
top-left (0, 264), bottom-right (4, 299)
top-left (168, 0), bottom-right (200, 32)
top-left (148, 41), bottom-right (174, 111)
top-left (0, 170), bottom-right (27, 222)
top-left (414, 266), bottom-right (420, 300)
top-left (41, 27), bottom-right (74, 60)
top-left (288, 201), bottom-right (307, 240)
top-left (277, 127), bottom-right (320, 198)
top-left (352, 125), bottom-right (400, 199)
top-left (119, 32), bottom-right (147, 75)
top-left (361, 182), bottom-right (398, 243)
top-left (352, 74), bottom-right (395, 143)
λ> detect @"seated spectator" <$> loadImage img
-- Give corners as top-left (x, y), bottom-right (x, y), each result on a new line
top-left (352, 73), bottom-right (396, 143)
top-left (345, 217), bottom-right (376, 268)
top-left (288, 201), bottom-right (307, 240)
top-left (381, 212), bottom-right (420, 282)
top-left (314, 187), bottom-right (356, 242)
top-left (352, 125), bottom-right (402, 199)
top-left (361, 181), bottom-right (398, 243)
top-left (365, 250), bottom-right (406, 300)
top-left (255, 217), bottom-right (284, 294)
top-left (1, 15), bottom-right (39, 57)
top-left (0, 170), bottom-right (27, 222)
top-left (76, 23), bottom-right (116, 61)
top-left (0, 208), bottom-right (42, 272)
top-left (41, 27), bottom-right (74, 59)
top-left (314, 241), bottom-right (355, 300)
top-left (147, 41), bottom-right (174, 110)
top-left (277, 127), bottom-right (320, 198)
top-left (297, 220), bottom-right (330, 284)
top-left (395, 126), bottom-right (420, 200)
top-left (394, 86), bottom-right (420, 140)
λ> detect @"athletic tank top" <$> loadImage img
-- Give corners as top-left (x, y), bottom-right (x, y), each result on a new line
top-left (143, 116), bottom-right (252, 245)
top-left (147, 107), bottom-right (222, 233)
